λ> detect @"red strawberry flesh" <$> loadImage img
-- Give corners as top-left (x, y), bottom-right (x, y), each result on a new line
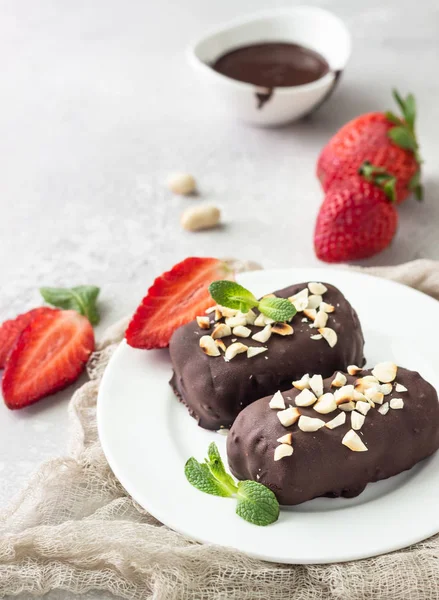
top-left (126, 257), bottom-right (233, 349)
top-left (0, 307), bottom-right (55, 368)
top-left (2, 309), bottom-right (95, 409)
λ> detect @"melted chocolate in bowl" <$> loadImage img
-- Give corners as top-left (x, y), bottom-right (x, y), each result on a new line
top-left (211, 42), bottom-right (330, 88)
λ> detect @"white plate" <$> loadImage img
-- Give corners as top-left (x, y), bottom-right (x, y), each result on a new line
top-left (97, 268), bottom-right (439, 564)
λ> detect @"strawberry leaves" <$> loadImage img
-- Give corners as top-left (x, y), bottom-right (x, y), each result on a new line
top-left (409, 170), bottom-right (423, 201)
top-left (386, 89), bottom-right (423, 200)
top-left (392, 90), bottom-right (416, 131)
top-left (359, 161), bottom-right (397, 203)
top-left (388, 126), bottom-right (418, 153)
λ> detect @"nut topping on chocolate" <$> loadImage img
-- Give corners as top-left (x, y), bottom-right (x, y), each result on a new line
top-left (310, 334), bottom-right (323, 340)
top-left (313, 392), bottom-right (337, 414)
top-left (309, 374), bottom-right (324, 397)
top-left (395, 383), bottom-right (408, 392)
top-left (254, 313), bottom-right (275, 327)
top-left (318, 327), bottom-right (337, 347)
top-left (303, 308), bottom-right (317, 321)
top-left (320, 301), bottom-right (335, 313)
top-left (215, 339), bottom-right (226, 352)
top-left (331, 372), bottom-right (347, 387)
top-left (274, 444), bottom-right (294, 461)
top-left (247, 346), bottom-right (267, 358)
top-left (342, 429), bottom-right (368, 452)
top-left (232, 325), bottom-right (251, 338)
top-left (355, 400), bottom-right (371, 416)
top-left (211, 323), bottom-right (232, 339)
top-left (277, 432), bottom-right (293, 445)
top-left (199, 335), bottom-right (221, 357)
top-left (353, 389), bottom-right (367, 402)
top-left (225, 315), bottom-right (247, 328)
top-left (269, 390), bottom-right (286, 410)
top-left (288, 288), bottom-right (309, 312)
top-left (295, 388), bottom-right (317, 407)
top-left (390, 397), bottom-right (404, 409)
top-left (292, 373), bottom-right (310, 390)
top-left (298, 415), bottom-right (325, 432)
top-left (334, 384), bottom-right (354, 404)
top-left (325, 411), bottom-right (346, 429)
top-left (271, 322), bottom-right (294, 336)
top-left (351, 410), bottom-right (365, 431)
top-left (313, 310), bottom-right (328, 329)
top-left (245, 309), bottom-right (257, 325)
top-left (307, 294), bottom-right (323, 309)
top-left (277, 406), bottom-right (300, 427)
top-left (372, 361), bottom-right (397, 383)
top-left (339, 401), bottom-right (356, 411)
top-left (365, 388), bottom-right (384, 405)
top-left (224, 342), bottom-right (248, 361)
top-left (354, 375), bottom-right (379, 394)
top-left (347, 364), bottom-right (362, 376)
top-left (196, 316), bottom-right (211, 330)
top-left (252, 324), bottom-right (272, 343)
top-left (308, 282), bottom-right (328, 295)
top-left (380, 383), bottom-right (393, 395)
top-left (378, 402), bottom-right (390, 415)
top-left (219, 306), bottom-right (238, 318)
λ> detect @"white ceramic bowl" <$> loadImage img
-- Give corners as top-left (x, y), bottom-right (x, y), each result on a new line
top-left (187, 6), bottom-right (351, 127)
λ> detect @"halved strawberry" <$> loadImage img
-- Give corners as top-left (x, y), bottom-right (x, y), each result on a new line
top-left (2, 309), bottom-right (95, 409)
top-left (126, 257), bottom-right (233, 349)
top-left (0, 307), bottom-right (54, 368)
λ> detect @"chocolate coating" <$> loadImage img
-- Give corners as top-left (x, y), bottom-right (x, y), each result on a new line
top-left (169, 282), bottom-right (365, 430)
top-left (227, 367), bottom-right (439, 505)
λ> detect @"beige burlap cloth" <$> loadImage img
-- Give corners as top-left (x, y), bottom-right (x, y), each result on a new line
top-left (1, 259), bottom-right (439, 600)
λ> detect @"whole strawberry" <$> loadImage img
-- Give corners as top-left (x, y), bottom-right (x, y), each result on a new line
top-left (314, 163), bottom-right (398, 263)
top-left (317, 90), bottom-right (422, 203)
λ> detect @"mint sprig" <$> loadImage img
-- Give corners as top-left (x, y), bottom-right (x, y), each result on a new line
top-left (185, 442), bottom-right (280, 526)
top-left (40, 285), bottom-right (100, 325)
top-left (236, 480), bottom-right (280, 526)
top-left (208, 281), bottom-right (296, 323)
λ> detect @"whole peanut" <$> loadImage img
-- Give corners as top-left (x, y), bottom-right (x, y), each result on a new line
top-left (181, 204), bottom-right (221, 231)
top-left (167, 172), bottom-right (196, 195)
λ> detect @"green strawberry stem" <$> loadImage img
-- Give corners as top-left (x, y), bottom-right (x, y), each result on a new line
top-left (359, 161), bottom-right (397, 203)
top-left (386, 89), bottom-right (423, 201)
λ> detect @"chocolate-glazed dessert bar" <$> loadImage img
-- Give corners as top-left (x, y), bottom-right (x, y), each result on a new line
top-left (169, 282), bottom-right (365, 430)
top-left (227, 364), bottom-right (439, 505)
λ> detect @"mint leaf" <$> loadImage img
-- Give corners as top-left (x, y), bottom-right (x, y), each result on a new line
top-left (209, 281), bottom-right (258, 312)
top-left (236, 481), bottom-right (279, 526)
top-left (388, 126), bottom-right (417, 153)
top-left (206, 442), bottom-right (236, 490)
top-left (40, 285), bottom-right (100, 325)
top-left (184, 457), bottom-right (236, 497)
top-left (259, 297), bottom-right (296, 322)
top-left (185, 445), bottom-right (280, 526)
